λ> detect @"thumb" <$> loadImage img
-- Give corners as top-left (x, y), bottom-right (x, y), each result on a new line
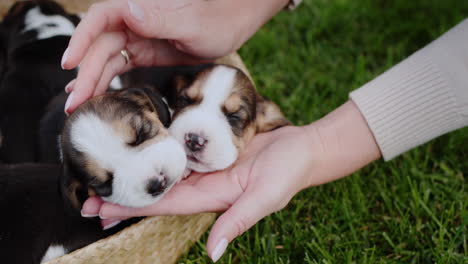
top-left (124, 0), bottom-right (201, 40)
top-left (206, 188), bottom-right (277, 262)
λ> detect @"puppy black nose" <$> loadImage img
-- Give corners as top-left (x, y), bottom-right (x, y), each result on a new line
top-left (185, 133), bottom-right (207, 152)
top-left (146, 179), bottom-right (166, 197)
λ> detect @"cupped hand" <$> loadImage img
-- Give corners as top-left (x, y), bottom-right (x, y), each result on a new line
top-left (82, 126), bottom-right (316, 261)
top-left (62, 0), bottom-right (290, 113)
top-left (81, 101), bottom-right (382, 262)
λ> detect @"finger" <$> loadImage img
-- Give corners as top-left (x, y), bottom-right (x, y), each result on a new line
top-left (81, 196), bottom-right (104, 217)
top-left (93, 53), bottom-right (131, 97)
top-left (139, 38), bottom-right (210, 67)
top-left (206, 187), bottom-right (277, 262)
top-left (64, 31), bottom-right (127, 114)
top-left (63, 0), bottom-right (201, 70)
top-left (63, 0), bottom-right (126, 69)
top-left (99, 170), bottom-right (243, 218)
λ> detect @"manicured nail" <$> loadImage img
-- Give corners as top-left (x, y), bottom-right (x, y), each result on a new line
top-left (81, 210), bottom-right (98, 218)
top-left (211, 238), bottom-right (228, 262)
top-left (61, 47), bottom-right (69, 69)
top-left (102, 220), bottom-right (121, 230)
top-left (64, 92), bottom-right (73, 114)
top-left (128, 0), bottom-right (144, 21)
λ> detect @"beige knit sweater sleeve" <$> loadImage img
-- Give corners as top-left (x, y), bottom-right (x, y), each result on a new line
top-left (350, 19), bottom-right (468, 161)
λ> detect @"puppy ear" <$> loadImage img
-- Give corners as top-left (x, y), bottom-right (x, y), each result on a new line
top-left (255, 96), bottom-right (291, 133)
top-left (60, 160), bottom-right (87, 210)
top-left (119, 87), bottom-right (172, 127)
top-left (140, 87), bottom-right (171, 127)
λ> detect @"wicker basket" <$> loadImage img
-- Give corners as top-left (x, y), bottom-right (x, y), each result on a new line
top-left (0, 1), bottom-right (254, 263)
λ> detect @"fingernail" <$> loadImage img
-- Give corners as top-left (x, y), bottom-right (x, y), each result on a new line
top-left (61, 47), bottom-right (69, 69)
top-left (211, 238), bottom-right (228, 262)
top-left (128, 0), bottom-right (144, 21)
top-left (81, 210), bottom-right (98, 218)
top-left (102, 220), bottom-right (121, 230)
top-left (64, 92), bottom-right (73, 114)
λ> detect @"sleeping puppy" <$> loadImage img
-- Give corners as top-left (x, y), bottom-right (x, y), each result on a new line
top-left (0, 0), bottom-right (79, 163)
top-left (124, 64), bottom-right (290, 172)
top-left (0, 163), bottom-right (141, 264)
top-left (39, 87), bottom-right (187, 208)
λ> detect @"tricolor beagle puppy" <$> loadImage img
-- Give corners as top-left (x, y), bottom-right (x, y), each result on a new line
top-left (0, 0), bottom-right (79, 163)
top-left (124, 64), bottom-right (291, 172)
top-left (54, 87), bottom-right (187, 208)
top-left (0, 2), bottom-right (184, 262)
top-left (0, 0), bottom-right (122, 163)
top-left (0, 71), bottom-right (185, 264)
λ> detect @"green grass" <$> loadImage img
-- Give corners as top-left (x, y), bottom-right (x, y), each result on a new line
top-left (180, 0), bottom-right (468, 263)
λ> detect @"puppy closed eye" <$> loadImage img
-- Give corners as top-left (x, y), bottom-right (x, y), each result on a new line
top-left (129, 125), bottom-right (157, 146)
top-left (178, 95), bottom-right (195, 109)
top-left (128, 116), bottom-right (158, 147)
top-left (226, 112), bottom-right (243, 127)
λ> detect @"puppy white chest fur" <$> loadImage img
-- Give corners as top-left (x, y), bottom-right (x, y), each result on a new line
top-left (41, 245), bottom-right (66, 263)
top-left (23, 7), bottom-right (75, 39)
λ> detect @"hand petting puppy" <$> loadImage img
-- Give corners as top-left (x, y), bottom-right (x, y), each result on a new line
top-left (82, 101), bottom-right (382, 262)
top-left (61, 0), bottom-right (290, 114)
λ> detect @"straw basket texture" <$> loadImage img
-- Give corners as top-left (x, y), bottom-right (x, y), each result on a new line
top-left (1, 1), bottom-right (254, 263)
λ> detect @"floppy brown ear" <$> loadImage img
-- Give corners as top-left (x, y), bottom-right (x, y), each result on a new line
top-left (60, 160), bottom-right (88, 210)
top-left (255, 96), bottom-right (291, 133)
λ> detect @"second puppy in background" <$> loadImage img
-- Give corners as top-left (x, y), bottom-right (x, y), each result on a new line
top-left (0, 0), bottom-right (79, 163)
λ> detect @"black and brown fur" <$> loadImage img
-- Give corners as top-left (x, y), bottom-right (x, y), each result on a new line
top-left (0, 163), bottom-right (141, 264)
top-left (0, 0), bottom-right (79, 163)
top-left (123, 64), bottom-right (291, 153)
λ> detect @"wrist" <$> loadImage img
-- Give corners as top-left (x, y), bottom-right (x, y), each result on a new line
top-left (302, 100), bottom-right (381, 186)
top-left (232, 0), bottom-right (290, 48)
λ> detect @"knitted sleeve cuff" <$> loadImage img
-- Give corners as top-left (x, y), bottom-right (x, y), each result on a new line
top-left (350, 19), bottom-right (468, 161)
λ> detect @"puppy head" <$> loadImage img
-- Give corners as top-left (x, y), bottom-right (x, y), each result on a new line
top-left (60, 88), bottom-right (186, 208)
top-left (168, 65), bottom-right (290, 172)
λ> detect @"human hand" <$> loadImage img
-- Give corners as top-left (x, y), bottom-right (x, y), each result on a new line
top-left (83, 125), bottom-right (314, 261)
top-left (61, 0), bottom-right (290, 113)
top-left (82, 101), bottom-right (381, 262)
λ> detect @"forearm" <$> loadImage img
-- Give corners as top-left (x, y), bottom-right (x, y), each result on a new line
top-left (302, 100), bottom-right (381, 187)
top-left (227, 0), bottom-right (291, 50)
top-left (300, 19), bottom-right (468, 188)
top-left (350, 19), bottom-right (468, 160)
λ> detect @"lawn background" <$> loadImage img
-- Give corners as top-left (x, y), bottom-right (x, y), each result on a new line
top-left (180, 0), bottom-right (468, 263)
